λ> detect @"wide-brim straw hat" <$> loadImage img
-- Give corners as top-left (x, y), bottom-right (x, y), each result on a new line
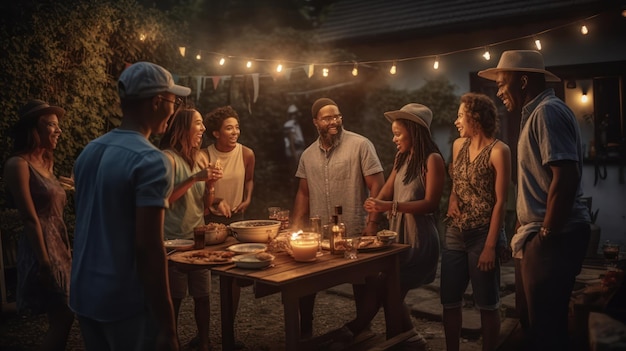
top-left (478, 50), bottom-right (561, 82)
top-left (18, 99), bottom-right (65, 120)
top-left (384, 103), bottom-right (432, 134)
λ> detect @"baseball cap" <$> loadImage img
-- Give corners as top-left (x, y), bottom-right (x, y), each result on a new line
top-left (118, 62), bottom-right (191, 100)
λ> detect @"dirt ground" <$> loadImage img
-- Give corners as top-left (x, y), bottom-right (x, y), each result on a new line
top-left (0, 274), bottom-right (484, 351)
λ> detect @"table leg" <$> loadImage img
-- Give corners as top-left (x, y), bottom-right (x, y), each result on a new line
top-left (282, 292), bottom-right (301, 350)
top-left (383, 256), bottom-right (403, 337)
top-left (219, 275), bottom-right (235, 351)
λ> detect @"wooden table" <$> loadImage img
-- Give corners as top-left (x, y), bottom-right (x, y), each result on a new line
top-left (209, 237), bottom-right (409, 350)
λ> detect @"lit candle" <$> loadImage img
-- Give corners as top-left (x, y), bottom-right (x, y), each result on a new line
top-left (290, 232), bottom-right (319, 262)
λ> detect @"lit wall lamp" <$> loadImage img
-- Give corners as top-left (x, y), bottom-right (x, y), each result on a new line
top-left (581, 88), bottom-right (589, 103)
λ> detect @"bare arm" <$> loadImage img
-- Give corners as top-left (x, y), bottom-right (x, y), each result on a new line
top-left (291, 178), bottom-right (310, 229)
top-left (4, 157), bottom-right (51, 271)
top-left (135, 207), bottom-right (179, 351)
top-left (478, 142), bottom-right (511, 271)
top-left (447, 138), bottom-right (463, 219)
top-left (363, 171), bottom-right (385, 235)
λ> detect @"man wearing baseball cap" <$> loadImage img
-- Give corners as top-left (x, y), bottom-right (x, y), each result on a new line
top-left (479, 50), bottom-right (590, 350)
top-left (71, 62), bottom-right (191, 350)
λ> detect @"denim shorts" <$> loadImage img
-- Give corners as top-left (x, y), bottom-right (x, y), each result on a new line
top-left (168, 264), bottom-right (211, 299)
top-left (440, 225), bottom-right (501, 310)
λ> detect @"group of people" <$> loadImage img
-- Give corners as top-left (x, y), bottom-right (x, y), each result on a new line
top-left (3, 49), bottom-right (591, 351)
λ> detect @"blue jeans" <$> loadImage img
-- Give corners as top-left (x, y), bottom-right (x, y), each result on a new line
top-left (440, 225), bottom-right (502, 310)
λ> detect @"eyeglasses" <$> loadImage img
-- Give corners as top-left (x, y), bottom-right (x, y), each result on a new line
top-left (159, 96), bottom-right (183, 109)
top-left (318, 114), bottom-right (343, 124)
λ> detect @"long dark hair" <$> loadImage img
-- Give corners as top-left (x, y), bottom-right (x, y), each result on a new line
top-left (159, 108), bottom-right (200, 168)
top-left (393, 119), bottom-right (442, 185)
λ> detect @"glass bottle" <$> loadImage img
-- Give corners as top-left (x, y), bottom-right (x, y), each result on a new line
top-left (331, 214), bottom-right (345, 254)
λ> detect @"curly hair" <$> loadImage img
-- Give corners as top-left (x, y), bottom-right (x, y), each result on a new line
top-left (459, 92), bottom-right (499, 138)
top-left (159, 108), bottom-right (201, 168)
top-left (393, 118), bottom-right (442, 185)
top-left (203, 106), bottom-right (239, 136)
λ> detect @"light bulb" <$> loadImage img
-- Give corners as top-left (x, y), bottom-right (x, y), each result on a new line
top-left (196, 54), bottom-right (201, 60)
top-left (322, 68), bottom-right (329, 77)
top-left (352, 64), bottom-right (358, 77)
top-left (433, 57), bottom-right (439, 70)
top-left (581, 93), bottom-right (588, 103)
top-left (276, 63), bottom-right (283, 73)
top-left (535, 39), bottom-right (542, 50)
top-left (219, 57), bottom-right (225, 66)
top-left (581, 25), bottom-right (588, 35)
top-left (390, 62), bottom-right (397, 75)
top-left (482, 48), bottom-right (490, 61)
top-left (139, 33), bottom-right (146, 41)
top-left (246, 61), bottom-right (252, 69)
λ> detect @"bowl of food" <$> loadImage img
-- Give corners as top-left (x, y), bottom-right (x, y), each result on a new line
top-left (376, 230), bottom-right (398, 244)
top-left (194, 223), bottom-right (229, 245)
top-left (229, 220), bottom-right (281, 243)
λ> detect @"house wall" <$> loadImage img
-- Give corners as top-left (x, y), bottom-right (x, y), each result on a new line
top-left (346, 10), bottom-right (626, 251)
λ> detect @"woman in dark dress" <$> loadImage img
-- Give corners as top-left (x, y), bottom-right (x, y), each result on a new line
top-left (3, 100), bottom-right (74, 350)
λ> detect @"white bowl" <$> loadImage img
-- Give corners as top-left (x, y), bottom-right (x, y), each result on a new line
top-left (229, 220), bottom-right (281, 243)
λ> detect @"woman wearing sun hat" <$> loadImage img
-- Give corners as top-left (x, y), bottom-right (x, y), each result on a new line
top-left (360, 103), bottom-right (446, 347)
top-left (3, 99), bottom-right (74, 350)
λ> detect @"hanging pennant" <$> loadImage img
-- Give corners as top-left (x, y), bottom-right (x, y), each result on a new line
top-left (307, 64), bottom-right (315, 78)
top-left (251, 73), bottom-right (259, 103)
top-left (212, 76), bottom-right (221, 90)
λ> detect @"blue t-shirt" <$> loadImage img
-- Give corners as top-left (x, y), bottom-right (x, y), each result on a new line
top-left (70, 129), bottom-right (173, 322)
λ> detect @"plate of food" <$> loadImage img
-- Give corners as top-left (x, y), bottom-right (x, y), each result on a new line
top-left (168, 249), bottom-right (235, 266)
top-left (232, 252), bottom-right (275, 269)
top-left (357, 236), bottom-right (392, 252)
top-left (227, 243), bottom-right (267, 255)
top-left (164, 239), bottom-right (195, 249)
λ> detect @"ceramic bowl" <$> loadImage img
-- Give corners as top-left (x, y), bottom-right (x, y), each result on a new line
top-left (229, 220), bottom-right (282, 243)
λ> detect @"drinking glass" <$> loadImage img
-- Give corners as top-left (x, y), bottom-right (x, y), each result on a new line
top-left (277, 210), bottom-right (290, 230)
top-left (344, 237), bottom-right (360, 260)
top-left (268, 207), bottom-right (281, 220)
top-left (309, 215), bottom-right (323, 256)
top-left (602, 240), bottom-right (620, 267)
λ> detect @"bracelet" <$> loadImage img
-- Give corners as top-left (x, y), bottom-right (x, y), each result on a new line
top-left (391, 201), bottom-right (398, 218)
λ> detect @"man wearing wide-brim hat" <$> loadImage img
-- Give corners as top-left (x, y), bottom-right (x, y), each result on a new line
top-left (479, 50), bottom-right (591, 350)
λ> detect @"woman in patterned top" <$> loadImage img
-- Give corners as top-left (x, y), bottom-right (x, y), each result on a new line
top-left (440, 92), bottom-right (511, 351)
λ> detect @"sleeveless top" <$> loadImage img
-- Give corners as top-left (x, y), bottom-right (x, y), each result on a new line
top-left (206, 143), bottom-right (245, 216)
top-left (390, 160), bottom-right (439, 290)
top-left (163, 150), bottom-right (205, 240)
top-left (17, 161), bottom-right (71, 315)
top-left (450, 138), bottom-right (498, 230)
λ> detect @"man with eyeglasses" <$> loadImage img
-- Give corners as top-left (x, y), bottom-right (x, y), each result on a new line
top-left (292, 97), bottom-right (385, 339)
top-left (71, 62), bottom-right (191, 351)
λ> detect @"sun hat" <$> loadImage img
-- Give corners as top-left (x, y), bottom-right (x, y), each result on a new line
top-left (384, 103), bottom-right (433, 133)
top-left (311, 98), bottom-right (338, 118)
top-left (477, 50), bottom-right (561, 82)
top-left (118, 61), bottom-right (191, 100)
top-left (18, 99), bottom-right (65, 121)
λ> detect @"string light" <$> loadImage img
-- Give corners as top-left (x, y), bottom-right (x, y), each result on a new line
top-left (581, 93), bottom-right (588, 103)
top-left (482, 47), bottom-right (491, 60)
top-left (196, 53), bottom-right (201, 60)
top-left (176, 13), bottom-right (603, 75)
